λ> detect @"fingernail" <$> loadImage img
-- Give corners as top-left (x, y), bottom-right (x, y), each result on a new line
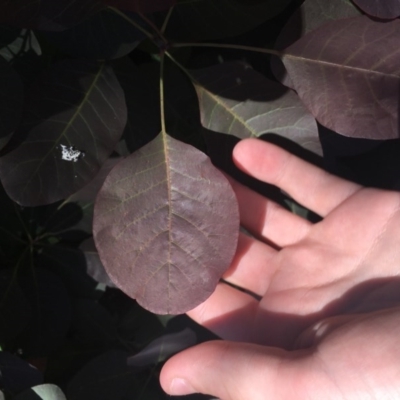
top-left (169, 378), bottom-right (195, 395)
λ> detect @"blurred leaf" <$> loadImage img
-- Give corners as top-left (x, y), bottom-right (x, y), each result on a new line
top-left (14, 384), bottom-right (66, 400)
top-left (128, 328), bottom-right (196, 367)
top-left (352, 0), bottom-right (400, 19)
top-left (0, 59), bottom-right (127, 206)
top-left (0, 352), bottom-right (43, 396)
top-left (93, 133), bottom-right (239, 314)
top-left (0, 269), bottom-right (31, 348)
top-left (42, 9), bottom-right (145, 60)
top-left (66, 351), bottom-right (138, 400)
top-left (105, 0), bottom-right (176, 13)
top-left (192, 62), bottom-right (321, 154)
top-left (164, 0), bottom-right (293, 41)
top-left (80, 238), bottom-right (115, 288)
top-left (0, 57), bottom-right (24, 151)
top-left (18, 269), bottom-right (72, 357)
top-left (0, 0), bottom-right (105, 31)
top-left (283, 16), bottom-right (400, 139)
top-left (272, 0), bottom-right (361, 87)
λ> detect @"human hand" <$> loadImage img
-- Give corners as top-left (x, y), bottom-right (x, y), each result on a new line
top-left (160, 138), bottom-right (400, 399)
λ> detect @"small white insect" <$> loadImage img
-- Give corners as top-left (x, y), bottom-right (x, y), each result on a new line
top-left (60, 144), bottom-right (85, 162)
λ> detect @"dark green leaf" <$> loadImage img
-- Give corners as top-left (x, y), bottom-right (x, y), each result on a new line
top-left (283, 16), bottom-right (400, 139)
top-left (14, 384), bottom-right (66, 400)
top-left (71, 299), bottom-right (117, 348)
top-left (0, 0), bottom-right (105, 31)
top-left (192, 62), bottom-right (321, 154)
top-left (42, 9), bottom-right (145, 60)
top-left (18, 269), bottom-right (72, 357)
top-left (0, 59), bottom-right (127, 206)
top-left (0, 57), bottom-right (23, 151)
top-left (93, 133), bottom-right (239, 314)
top-left (0, 269), bottom-right (31, 348)
top-left (39, 245), bottom-right (100, 299)
top-left (0, 352), bottom-right (43, 396)
top-left (164, 0), bottom-right (293, 41)
top-left (66, 351), bottom-right (138, 400)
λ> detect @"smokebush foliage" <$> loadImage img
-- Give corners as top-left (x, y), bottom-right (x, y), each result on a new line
top-left (1, 0), bottom-right (400, 398)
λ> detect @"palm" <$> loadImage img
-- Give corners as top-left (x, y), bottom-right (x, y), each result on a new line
top-left (188, 140), bottom-right (400, 348)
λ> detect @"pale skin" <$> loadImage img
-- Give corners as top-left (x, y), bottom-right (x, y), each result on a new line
top-left (160, 138), bottom-right (400, 399)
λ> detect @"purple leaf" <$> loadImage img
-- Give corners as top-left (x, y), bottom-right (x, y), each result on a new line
top-left (283, 16), bottom-right (400, 140)
top-left (192, 62), bottom-right (321, 155)
top-left (352, 0), bottom-right (400, 19)
top-left (272, 0), bottom-right (362, 87)
top-left (93, 133), bottom-right (239, 314)
top-left (0, 59), bottom-right (127, 206)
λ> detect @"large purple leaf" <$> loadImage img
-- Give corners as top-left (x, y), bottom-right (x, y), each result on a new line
top-left (192, 62), bottom-right (321, 155)
top-left (352, 0), bottom-right (400, 19)
top-left (164, 0), bottom-right (293, 41)
top-left (0, 0), bottom-right (105, 31)
top-left (0, 58), bottom-right (23, 151)
top-left (104, 0), bottom-right (176, 13)
top-left (282, 16), bottom-right (400, 140)
top-left (0, 59), bottom-right (127, 206)
top-left (272, 0), bottom-right (362, 87)
top-left (93, 133), bottom-right (239, 314)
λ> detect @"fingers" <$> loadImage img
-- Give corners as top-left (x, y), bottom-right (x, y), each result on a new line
top-left (160, 340), bottom-right (312, 400)
top-left (223, 232), bottom-right (277, 296)
top-left (233, 139), bottom-right (362, 217)
top-left (230, 178), bottom-right (312, 247)
top-left (187, 282), bottom-right (259, 342)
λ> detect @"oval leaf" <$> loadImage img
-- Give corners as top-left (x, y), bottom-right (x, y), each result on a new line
top-left (93, 133), bottom-right (239, 314)
top-left (0, 58), bottom-right (23, 151)
top-left (283, 16), bottom-right (400, 140)
top-left (105, 0), bottom-right (176, 13)
top-left (42, 9), bottom-right (145, 60)
top-left (351, 0), bottom-right (400, 19)
top-left (272, 0), bottom-right (361, 87)
top-left (0, 59), bottom-right (127, 206)
top-left (192, 62), bottom-right (321, 155)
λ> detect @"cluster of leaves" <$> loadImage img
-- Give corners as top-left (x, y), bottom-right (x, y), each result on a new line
top-left (1, 0), bottom-right (400, 398)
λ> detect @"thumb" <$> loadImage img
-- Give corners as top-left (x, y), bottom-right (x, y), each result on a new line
top-left (160, 340), bottom-right (313, 400)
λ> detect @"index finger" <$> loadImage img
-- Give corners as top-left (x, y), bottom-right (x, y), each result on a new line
top-left (233, 139), bottom-right (362, 217)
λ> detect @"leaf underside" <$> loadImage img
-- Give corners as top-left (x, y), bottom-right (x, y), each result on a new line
top-left (0, 59), bottom-right (127, 206)
top-left (283, 16), bottom-right (400, 140)
top-left (192, 62), bottom-right (321, 155)
top-left (93, 133), bottom-right (239, 314)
